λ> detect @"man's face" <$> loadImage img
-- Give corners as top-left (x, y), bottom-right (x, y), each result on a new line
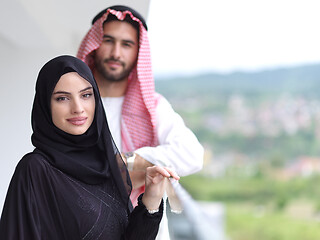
top-left (94, 20), bottom-right (139, 82)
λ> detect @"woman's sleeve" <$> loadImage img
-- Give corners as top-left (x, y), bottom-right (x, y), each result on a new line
top-left (0, 154), bottom-right (42, 239)
top-left (125, 194), bottom-right (164, 240)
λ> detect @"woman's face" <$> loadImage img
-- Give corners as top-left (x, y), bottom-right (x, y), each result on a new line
top-left (51, 72), bottom-right (95, 135)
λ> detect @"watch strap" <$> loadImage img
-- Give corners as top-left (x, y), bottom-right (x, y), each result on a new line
top-left (124, 152), bottom-right (136, 171)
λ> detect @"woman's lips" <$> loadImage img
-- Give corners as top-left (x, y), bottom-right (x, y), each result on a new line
top-left (67, 117), bottom-right (87, 126)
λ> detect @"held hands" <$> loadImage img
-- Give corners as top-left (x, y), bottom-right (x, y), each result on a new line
top-left (122, 152), bottom-right (154, 189)
top-left (142, 166), bottom-right (180, 211)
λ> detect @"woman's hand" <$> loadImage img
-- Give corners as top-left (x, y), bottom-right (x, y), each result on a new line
top-left (142, 166), bottom-right (180, 211)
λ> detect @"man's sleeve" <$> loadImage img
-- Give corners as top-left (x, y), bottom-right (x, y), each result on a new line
top-left (135, 97), bottom-right (204, 176)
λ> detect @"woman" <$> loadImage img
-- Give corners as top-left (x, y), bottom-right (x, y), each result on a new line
top-left (0, 55), bottom-right (179, 239)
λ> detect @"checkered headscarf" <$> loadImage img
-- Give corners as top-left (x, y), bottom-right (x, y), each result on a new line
top-left (77, 6), bottom-right (159, 151)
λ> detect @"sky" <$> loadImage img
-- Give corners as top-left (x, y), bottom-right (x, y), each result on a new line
top-left (147, 0), bottom-right (320, 76)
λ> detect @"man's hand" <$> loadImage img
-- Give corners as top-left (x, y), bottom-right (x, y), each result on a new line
top-left (122, 153), bottom-right (154, 189)
top-left (122, 153), bottom-right (153, 170)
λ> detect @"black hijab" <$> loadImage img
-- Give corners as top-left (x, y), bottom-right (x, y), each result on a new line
top-left (31, 55), bottom-right (131, 206)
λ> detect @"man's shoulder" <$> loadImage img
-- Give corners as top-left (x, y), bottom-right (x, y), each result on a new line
top-left (154, 93), bottom-right (173, 110)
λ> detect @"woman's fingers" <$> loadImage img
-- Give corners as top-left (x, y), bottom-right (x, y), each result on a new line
top-left (146, 166), bottom-right (180, 181)
top-left (163, 167), bottom-right (180, 181)
top-left (142, 166), bottom-right (180, 211)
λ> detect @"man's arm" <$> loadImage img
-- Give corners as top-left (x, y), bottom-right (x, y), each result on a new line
top-left (122, 153), bottom-right (153, 189)
top-left (129, 96), bottom-right (204, 178)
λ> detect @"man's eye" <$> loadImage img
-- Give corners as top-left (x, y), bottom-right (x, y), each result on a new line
top-left (103, 39), bottom-right (113, 43)
top-left (123, 43), bottom-right (132, 48)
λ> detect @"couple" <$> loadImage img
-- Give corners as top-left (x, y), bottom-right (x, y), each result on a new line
top-left (0, 5), bottom-right (203, 240)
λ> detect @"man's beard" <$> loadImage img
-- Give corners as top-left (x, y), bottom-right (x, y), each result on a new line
top-left (95, 57), bottom-right (134, 82)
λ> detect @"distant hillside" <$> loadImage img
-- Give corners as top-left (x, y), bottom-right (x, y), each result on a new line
top-left (154, 63), bottom-right (320, 163)
top-left (155, 64), bottom-right (320, 98)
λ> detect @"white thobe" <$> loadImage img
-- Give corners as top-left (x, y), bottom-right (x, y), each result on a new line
top-left (101, 96), bottom-right (203, 176)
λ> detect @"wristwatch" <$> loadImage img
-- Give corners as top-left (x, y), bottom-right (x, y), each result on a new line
top-left (124, 152), bottom-right (136, 171)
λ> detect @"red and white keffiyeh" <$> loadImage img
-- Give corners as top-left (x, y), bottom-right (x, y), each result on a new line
top-left (77, 8), bottom-right (159, 205)
top-left (77, 8), bottom-right (159, 152)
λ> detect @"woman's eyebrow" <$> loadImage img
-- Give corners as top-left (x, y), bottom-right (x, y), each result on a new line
top-left (52, 90), bottom-right (70, 95)
top-left (53, 87), bottom-right (93, 95)
top-left (79, 86), bottom-right (93, 93)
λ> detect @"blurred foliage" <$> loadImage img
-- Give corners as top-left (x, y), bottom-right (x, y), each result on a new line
top-left (180, 174), bottom-right (320, 240)
top-left (156, 65), bottom-right (320, 239)
top-left (180, 174), bottom-right (320, 205)
top-left (226, 203), bottom-right (320, 240)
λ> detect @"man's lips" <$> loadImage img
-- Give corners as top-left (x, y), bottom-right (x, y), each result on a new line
top-left (67, 117), bottom-right (87, 126)
top-left (105, 60), bottom-right (123, 68)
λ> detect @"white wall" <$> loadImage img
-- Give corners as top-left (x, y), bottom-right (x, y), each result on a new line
top-left (0, 0), bottom-right (150, 214)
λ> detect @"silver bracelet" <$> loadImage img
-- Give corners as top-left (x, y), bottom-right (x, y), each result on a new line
top-left (147, 208), bottom-right (159, 214)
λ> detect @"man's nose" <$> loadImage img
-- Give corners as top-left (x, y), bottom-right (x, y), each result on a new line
top-left (111, 43), bottom-right (121, 59)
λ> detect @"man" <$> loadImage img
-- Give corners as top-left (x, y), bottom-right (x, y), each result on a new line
top-left (77, 5), bottom-right (203, 203)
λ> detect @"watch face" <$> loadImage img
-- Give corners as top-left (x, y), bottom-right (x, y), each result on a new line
top-left (124, 152), bottom-right (134, 158)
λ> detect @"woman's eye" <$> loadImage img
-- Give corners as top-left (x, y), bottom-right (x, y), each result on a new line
top-left (56, 96), bottom-right (67, 101)
top-left (82, 93), bottom-right (93, 99)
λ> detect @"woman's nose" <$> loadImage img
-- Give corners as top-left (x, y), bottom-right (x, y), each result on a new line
top-left (71, 99), bottom-right (84, 114)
